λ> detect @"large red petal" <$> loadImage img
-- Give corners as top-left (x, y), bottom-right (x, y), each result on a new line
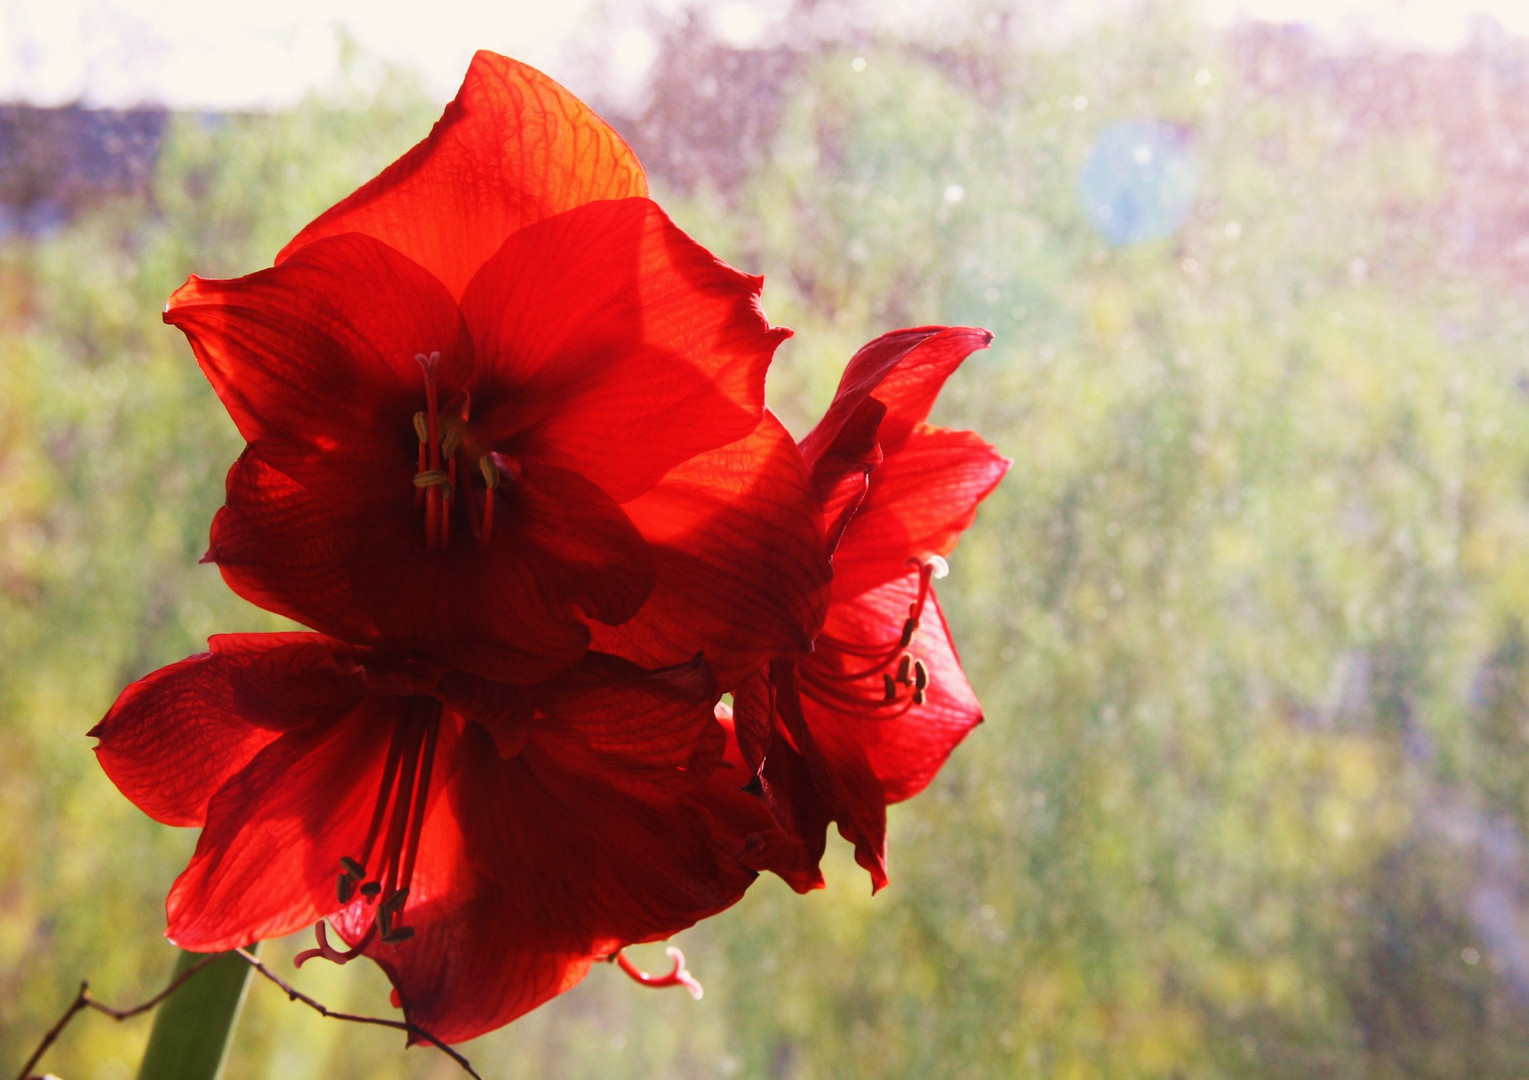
top-left (830, 425), bottom-right (1010, 601)
top-left (533, 654), bottom-right (724, 779)
top-left (773, 662), bottom-right (890, 891)
top-left (588, 415), bottom-right (832, 685)
top-left (803, 585), bottom-right (982, 809)
top-left (278, 52), bottom-right (648, 299)
top-left (713, 692), bottom-right (831, 894)
top-left (798, 326), bottom-right (992, 468)
top-left (89, 634), bottom-right (350, 828)
top-left (165, 695), bottom-right (404, 950)
top-left (366, 711), bottom-right (757, 1043)
top-left (459, 198), bottom-right (788, 503)
top-left (164, 233), bottom-right (472, 498)
top-left (209, 452), bottom-right (654, 684)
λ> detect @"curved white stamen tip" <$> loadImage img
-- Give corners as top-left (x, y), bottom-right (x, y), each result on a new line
top-left (666, 946), bottom-right (704, 999)
top-left (926, 554), bottom-right (950, 579)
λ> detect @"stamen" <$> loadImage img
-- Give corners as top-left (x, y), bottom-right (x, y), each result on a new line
top-left (798, 557), bottom-right (942, 718)
top-left (415, 352), bottom-right (445, 552)
top-left (613, 947), bottom-right (704, 1000)
top-left (304, 703), bottom-right (440, 969)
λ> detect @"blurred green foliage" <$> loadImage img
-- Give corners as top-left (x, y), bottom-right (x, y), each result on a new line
top-left (7, 5), bottom-right (1529, 1078)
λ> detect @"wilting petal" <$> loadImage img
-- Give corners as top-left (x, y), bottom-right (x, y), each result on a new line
top-left (165, 234), bottom-right (472, 496)
top-left (89, 634), bottom-right (355, 828)
top-left (460, 198), bottom-right (788, 503)
top-left (278, 52), bottom-right (648, 299)
top-left (799, 326), bottom-right (991, 468)
top-left (589, 415), bottom-right (831, 685)
top-left (369, 715), bottom-right (756, 1043)
top-left (829, 425), bottom-right (1010, 602)
top-left (166, 695), bottom-right (409, 950)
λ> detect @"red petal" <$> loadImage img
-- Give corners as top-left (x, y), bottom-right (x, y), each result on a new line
top-left (588, 414), bottom-right (832, 685)
top-left (278, 52), bottom-right (648, 299)
top-left (772, 662), bottom-right (890, 891)
top-left (803, 585), bottom-right (982, 809)
top-left (799, 326), bottom-right (992, 468)
top-left (459, 198), bottom-right (788, 503)
top-left (166, 694), bottom-right (407, 950)
top-left (369, 712), bottom-right (756, 1043)
top-left (830, 425), bottom-right (1010, 601)
top-left (209, 451), bottom-right (655, 684)
top-left (717, 686), bottom-right (831, 893)
top-left (532, 653), bottom-right (724, 779)
top-left (90, 634), bottom-right (352, 828)
top-left (164, 233), bottom-right (472, 499)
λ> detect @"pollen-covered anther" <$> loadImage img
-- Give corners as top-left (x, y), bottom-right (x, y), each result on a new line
top-left (412, 412), bottom-right (430, 442)
top-left (478, 455), bottom-right (500, 489)
top-left (413, 470), bottom-right (452, 498)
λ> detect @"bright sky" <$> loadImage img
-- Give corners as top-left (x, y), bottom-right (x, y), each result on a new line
top-left (2, 0), bottom-right (1528, 109)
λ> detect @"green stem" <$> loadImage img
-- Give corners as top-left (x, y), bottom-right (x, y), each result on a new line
top-left (135, 945), bottom-right (258, 1080)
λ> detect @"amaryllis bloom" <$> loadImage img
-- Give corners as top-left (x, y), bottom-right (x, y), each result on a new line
top-left (91, 634), bottom-right (760, 1043)
top-left (734, 327), bottom-right (1010, 891)
top-left (168, 51), bottom-right (824, 684)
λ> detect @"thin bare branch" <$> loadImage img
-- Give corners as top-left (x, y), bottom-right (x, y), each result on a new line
top-left (13, 954), bottom-right (220, 1080)
top-left (231, 947), bottom-right (482, 1080)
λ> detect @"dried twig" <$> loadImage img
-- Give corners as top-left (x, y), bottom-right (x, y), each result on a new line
top-left (231, 947), bottom-right (482, 1080)
top-left (13, 954), bottom-right (220, 1080)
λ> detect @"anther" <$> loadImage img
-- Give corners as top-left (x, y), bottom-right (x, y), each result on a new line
top-left (479, 455), bottom-right (500, 489)
top-left (899, 618), bottom-right (917, 648)
top-left (913, 660), bottom-right (929, 692)
top-left (413, 412), bottom-right (429, 443)
top-left (883, 674), bottom-right (897, 703)
top-left (896, 655), bottom-right (912, 684)
top-left (381, 926), bottom-right (416, 944)
top-left (913, 688), bottom-right (927, 705)
top-left (337, 875), bottom-right (356, 904)
top-left (340, 856), bottom-right (366, 878)
top-left (441, 426), bottom-right (461, 459)
top-left (412, 470), bottom-right (452, 496)
top-left (360, 881), bottom-right (382, 899)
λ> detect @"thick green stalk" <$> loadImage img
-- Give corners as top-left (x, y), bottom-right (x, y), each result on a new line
top-left (135, 946), bottom-right (258, 1080)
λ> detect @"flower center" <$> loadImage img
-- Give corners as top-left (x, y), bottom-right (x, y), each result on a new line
top-left (797, 556), bottom-right (947, 717)
top-left (295, 698), bottom-right (441, 969)
top-left (410, 351), bottom-right (520, 553)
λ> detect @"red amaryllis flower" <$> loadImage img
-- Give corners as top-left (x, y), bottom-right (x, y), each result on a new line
top-left (167, 51), bottom-right (823, 684)
top-left (734, 327), bottom-right (1010, 891)
top-left (91, 634), bottom-right (759, 1044)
